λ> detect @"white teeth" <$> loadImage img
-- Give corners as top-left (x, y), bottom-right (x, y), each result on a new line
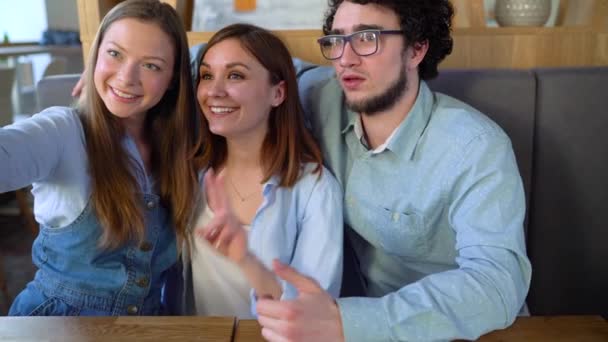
top-left (210, 106), bottom-right (236, 114)
top-left (112, 87), bottom-right (137, 99)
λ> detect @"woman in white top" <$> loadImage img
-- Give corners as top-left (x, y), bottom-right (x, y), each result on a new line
top-left (168, 23), bottom-right (343, 318)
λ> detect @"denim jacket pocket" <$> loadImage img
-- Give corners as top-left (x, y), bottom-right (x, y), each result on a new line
top-left (28, 297), bottom-right (81, 316)
top-left (373, 207), bottom-right (430, 257)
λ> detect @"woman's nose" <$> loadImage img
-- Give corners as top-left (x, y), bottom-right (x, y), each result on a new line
top-left (117, 62), bottom-right (139, 86)
top-left (206, 78), bottom-right (227, 97)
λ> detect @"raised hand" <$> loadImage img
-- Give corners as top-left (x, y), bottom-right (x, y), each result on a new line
top-left (197, 168), bottom-right (249, 265)
top-left (256, 260), bottom-right (345, 342)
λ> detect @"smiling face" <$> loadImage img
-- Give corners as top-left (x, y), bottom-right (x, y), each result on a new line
top-left (93, 18), bottom-right (175, 128)
top-left (331, 1), bottom-right (409, 114)
top-left (197, 38), bottom-right (285, 142)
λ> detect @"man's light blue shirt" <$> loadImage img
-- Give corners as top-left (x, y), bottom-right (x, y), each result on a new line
top-left (300, 70), bottom-right (531, 341)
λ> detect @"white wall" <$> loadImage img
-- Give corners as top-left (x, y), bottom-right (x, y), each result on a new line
top-left (193, 0), bottom-right (327, 31)
top-left (0, 0), bottom-right (47, 42)
top-left (192, 0), bottom-right (561, 31)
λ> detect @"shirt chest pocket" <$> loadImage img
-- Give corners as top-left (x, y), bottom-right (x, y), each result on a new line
top-left (369, 207), bottom-right (431, 257)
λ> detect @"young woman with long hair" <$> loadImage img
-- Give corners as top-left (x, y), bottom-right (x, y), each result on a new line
top-left (0, 0), bottom-right (201, 315)
top-left (169, 24), bottom-right (343, 318)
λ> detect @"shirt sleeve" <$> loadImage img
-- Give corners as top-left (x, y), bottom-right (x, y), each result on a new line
top-left (249, 167), bottom-right (344, 317)
top-left (0, 107), bottom-right (75, 192)
top-left (284, 168), bottom-right (344, 299)
top-left (294, 60), bottom-right (335, 129)
top-left (336, 132), bottom-right (532, 341)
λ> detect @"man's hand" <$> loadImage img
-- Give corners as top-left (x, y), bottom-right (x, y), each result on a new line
top-left (256, 260), bottom-right (345, 342)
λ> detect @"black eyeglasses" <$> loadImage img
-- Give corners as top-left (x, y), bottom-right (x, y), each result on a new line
top-left (317, 29), bottom-right (404, 60)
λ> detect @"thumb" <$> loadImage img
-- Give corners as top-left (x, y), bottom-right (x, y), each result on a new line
top-left (272, 259), bottom-right (322, 294)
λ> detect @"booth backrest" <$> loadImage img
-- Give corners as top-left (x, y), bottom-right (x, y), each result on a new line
top-left (36, 74), bottom-right (80, 110)
top-left (526, 67), bottom-right (608, 316)
top-left (36, 67), bottom-right (608, 318)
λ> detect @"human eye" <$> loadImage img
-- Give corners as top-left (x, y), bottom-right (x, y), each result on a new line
top-left (322, 36), bottom-right (341, 48)
top-left (199, 71), bottom-right (212, 80)
top-left (228, 72), bottom-right (244, 80)
top-left (107, 49), bottom-right (120, 58)
top-left (143, 63), bottom-right (160, 71)
top-left (358, 31), bottom-right (377, 42)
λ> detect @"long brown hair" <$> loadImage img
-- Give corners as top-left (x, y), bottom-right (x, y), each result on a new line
top-left (77, 0), bottom-right (202, 249)
top-left (200, 23), bottom-right (322, 187)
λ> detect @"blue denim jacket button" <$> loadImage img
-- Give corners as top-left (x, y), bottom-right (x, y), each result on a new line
top-left (146, 201), bottom-right (155, 209)
top-left (127, 305), bottom-right (139, 315)
top-left (136, 277), bottom-right (149, 288)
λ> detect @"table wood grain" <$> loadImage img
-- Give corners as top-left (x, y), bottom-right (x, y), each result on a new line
top-left (478, 315), bottom-right (608, 341)
top-left (0, 316), bottom-right (235, 341)
top-left (234, 316), bottom-right (608, 342)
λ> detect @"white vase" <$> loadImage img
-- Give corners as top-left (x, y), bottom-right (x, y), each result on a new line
top-left (495, 0), bottom-right (552, 27)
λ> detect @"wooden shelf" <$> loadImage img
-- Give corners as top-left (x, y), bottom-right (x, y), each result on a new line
top-left (77, 0), bottom-right (608, 69)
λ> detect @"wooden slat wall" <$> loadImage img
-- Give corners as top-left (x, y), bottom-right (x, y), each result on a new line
top-left (77, 0), bottom-right (608, 68)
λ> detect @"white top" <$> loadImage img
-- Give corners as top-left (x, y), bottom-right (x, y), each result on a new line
top-left (173, 163), bottom-right (343, 317)
top-left (189, 202), bottom-right (253, 319)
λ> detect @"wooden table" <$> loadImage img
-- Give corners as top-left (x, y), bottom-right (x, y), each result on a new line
top-left (0, 315), bottom-right (605, 341)
top-left (234, 316), bottom-right (608, 341)
top-left (0, 316), bottom-right (235, 341)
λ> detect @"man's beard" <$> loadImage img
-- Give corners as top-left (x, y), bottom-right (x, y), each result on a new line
top-left (345, 62), bottom-right (408, 115)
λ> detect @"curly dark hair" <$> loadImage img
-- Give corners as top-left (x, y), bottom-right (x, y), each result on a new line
top-left (322, 0), bottom-right (454, 80)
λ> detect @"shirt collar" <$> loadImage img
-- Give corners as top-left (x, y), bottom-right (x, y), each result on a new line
top-left (341, 81), bottom-right (434, 160)
top-left (352, 115), bottom-right (397, 154)
top-left (262, 174), bottom-right (280, 197)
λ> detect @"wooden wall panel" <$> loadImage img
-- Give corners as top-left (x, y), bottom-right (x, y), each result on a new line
top-left (77, 0), bottom-right (607, 69)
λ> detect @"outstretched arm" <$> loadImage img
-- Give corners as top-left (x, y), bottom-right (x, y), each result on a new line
top-left (0, 109), bottom-right (73, 192)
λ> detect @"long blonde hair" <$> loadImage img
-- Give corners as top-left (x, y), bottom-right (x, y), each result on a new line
top-left (78, 0), bottom-right (202, 249)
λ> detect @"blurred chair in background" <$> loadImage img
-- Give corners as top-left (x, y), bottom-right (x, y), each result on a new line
top-left (36, 73), bottom-right (80, 109)
top-left (15, 60), bottom-right (37, 116)
top-left (0, 258), bottom-right (8, 314)
top-left (0, 66), bottom-right (16, 127)
top-left (17, 56), bottom-right (69, 115)
top-left (41, 56), bottom-right (68, 78)
top-left (0, 66), bottom-right (16, 312)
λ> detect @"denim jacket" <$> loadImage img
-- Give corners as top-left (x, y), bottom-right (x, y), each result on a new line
top-left (1, 107), bottom-right (177, 315)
